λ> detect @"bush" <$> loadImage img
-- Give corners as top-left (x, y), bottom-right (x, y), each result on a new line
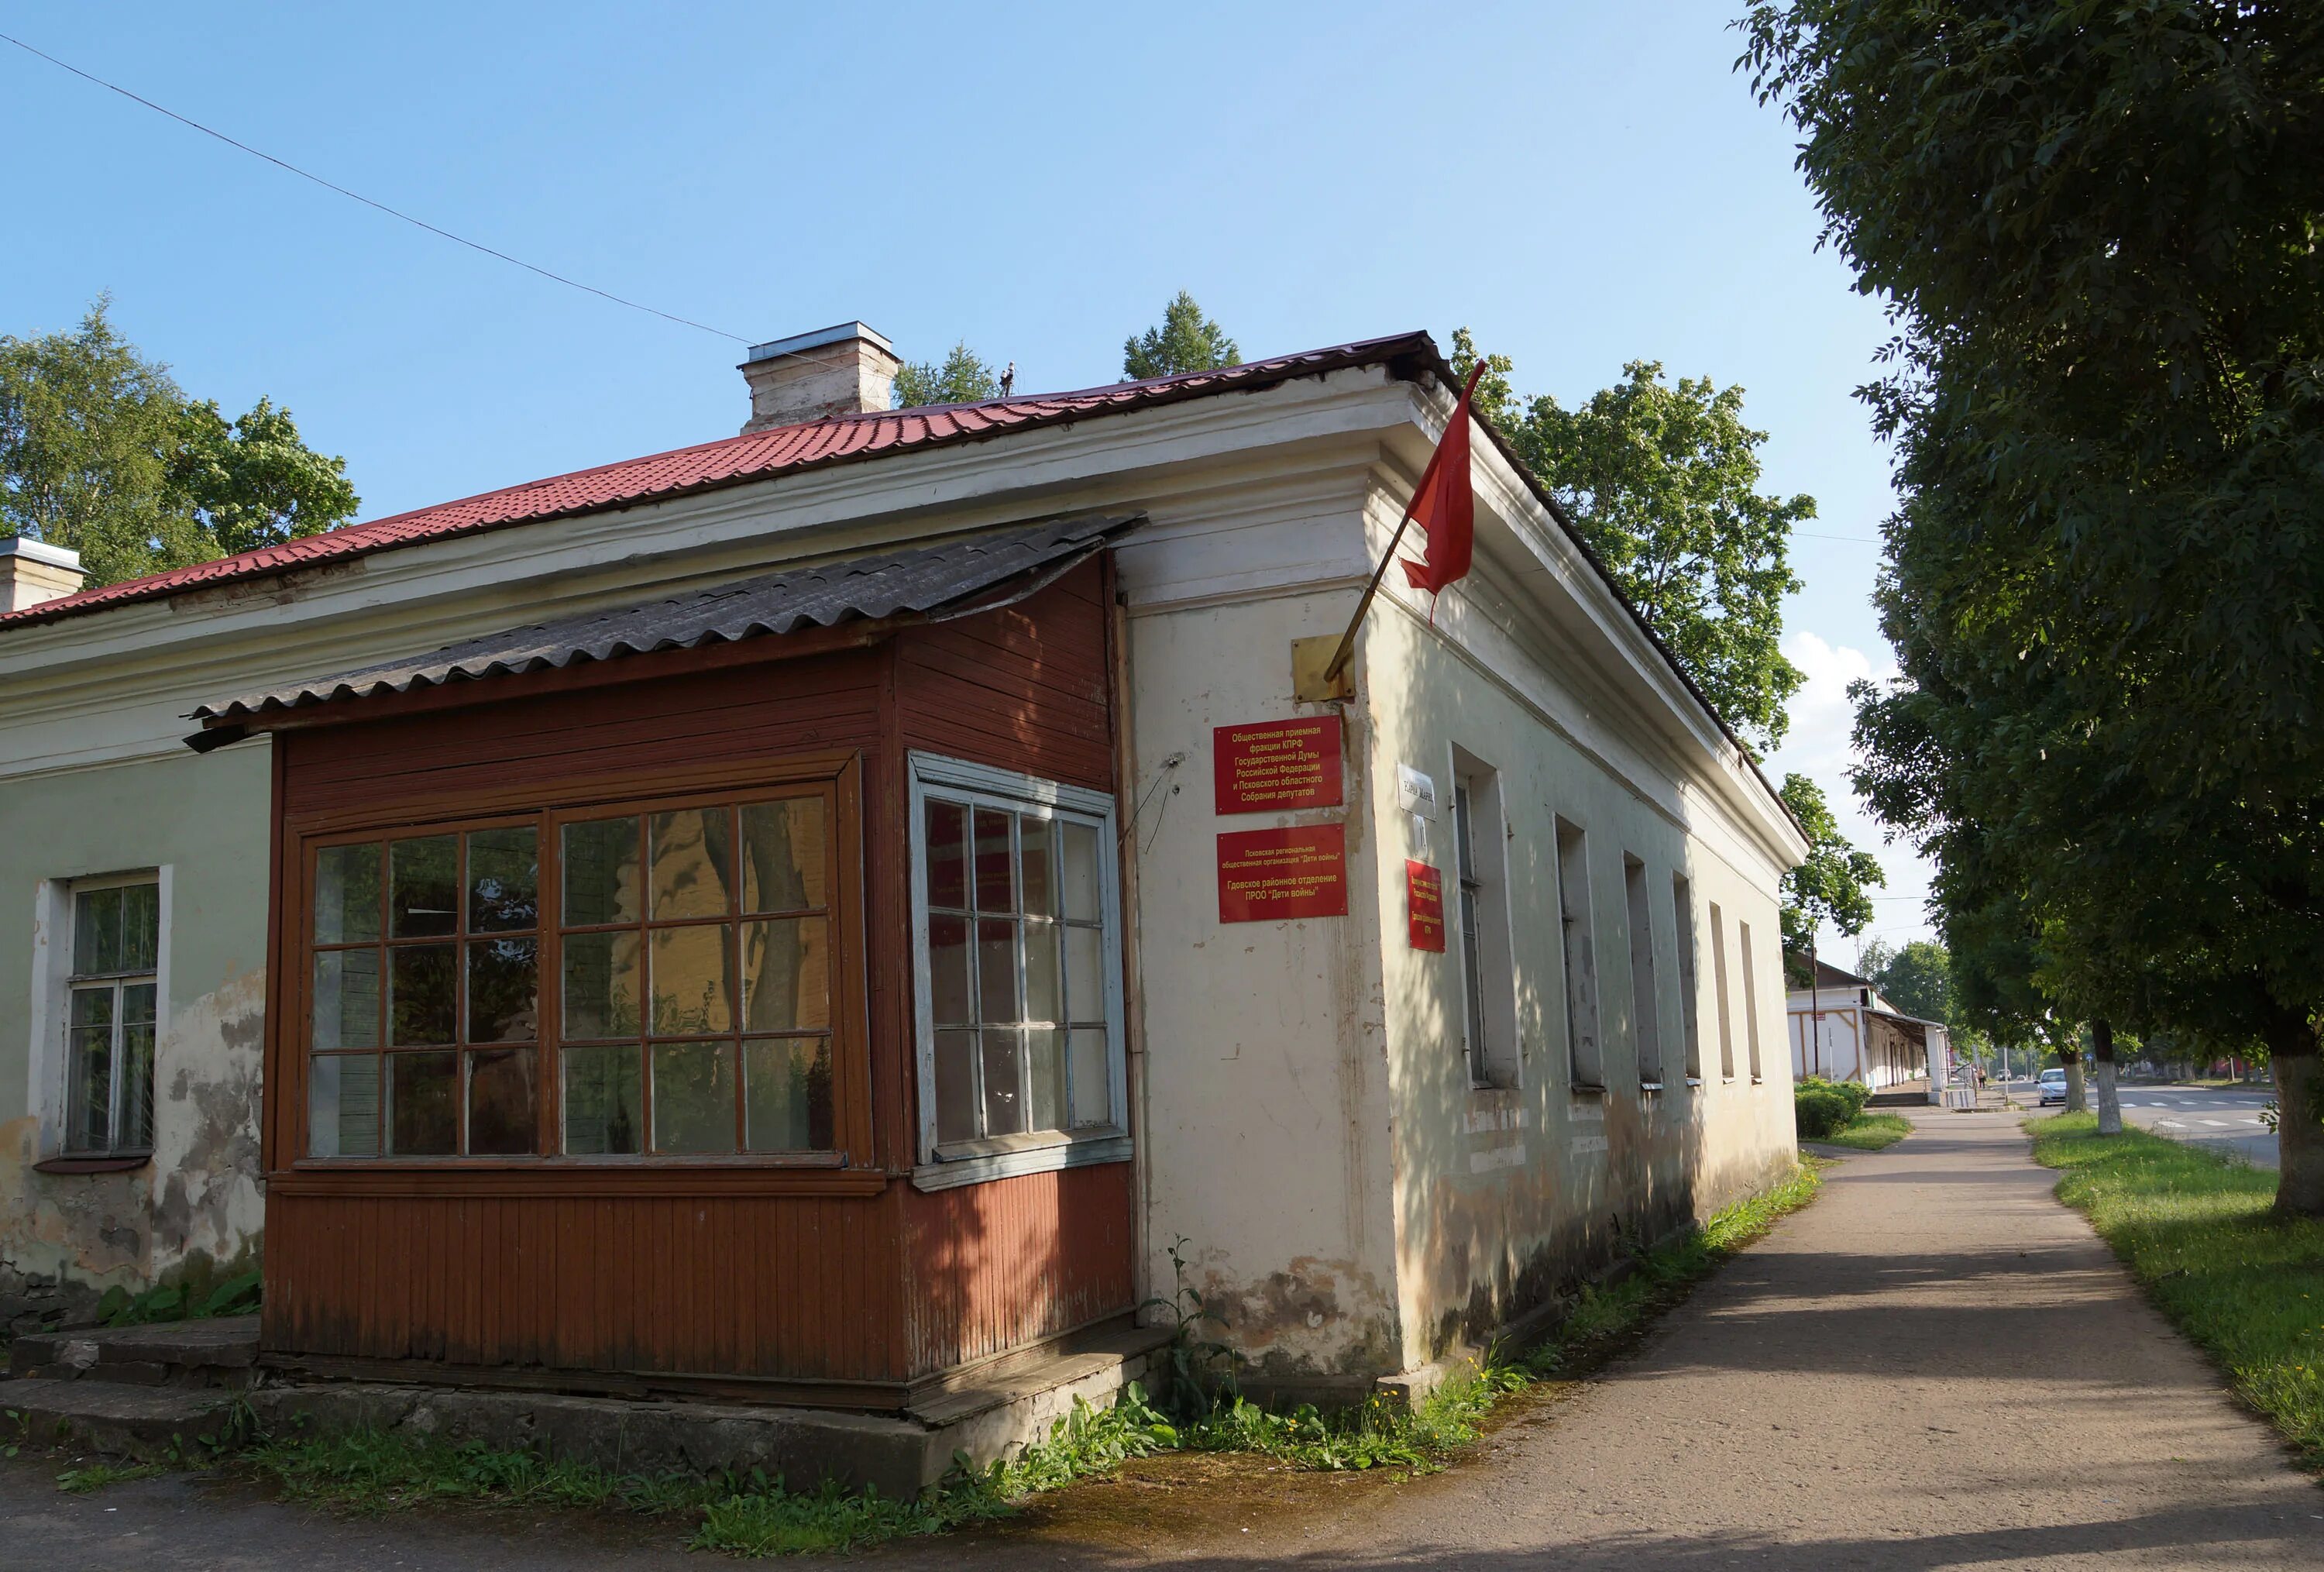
top-left (1794, 1083), bottom-right (1853, 1140)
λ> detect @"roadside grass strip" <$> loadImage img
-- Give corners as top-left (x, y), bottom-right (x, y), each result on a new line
top-left (2029, 1113), bottom-right (2324, 1471)
top-left (107, 1164), bottom-right (1824, 1557)
top-left (1816, 1112), bottom-right (1914, 1152)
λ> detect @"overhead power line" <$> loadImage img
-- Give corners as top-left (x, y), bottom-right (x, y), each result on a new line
top-left (1, 30), bottom-right (748, 344)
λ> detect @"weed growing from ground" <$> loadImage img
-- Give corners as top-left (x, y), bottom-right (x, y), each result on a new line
top-left (55, 1461), bottom-right (164, 1493)
top-left (2029, 1113), bottom-right (2324, 1470)
top-left (1814, 1111), bottom-right (1914, 1151)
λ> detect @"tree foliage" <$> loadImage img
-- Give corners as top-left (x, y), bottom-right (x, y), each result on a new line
top-left (1122, 291), bottom-right (1239, 380)
top-left (892, 341), bottom-right (1001, 409)
top-left (1452, 330), bottom-right (1811, 752)
top-left (1, 300), bottom-right (357, 587)
top-left (1744, 1), bottom-right (2324, 1208)
top-left (1776, 772), bottom-right (1882, 953)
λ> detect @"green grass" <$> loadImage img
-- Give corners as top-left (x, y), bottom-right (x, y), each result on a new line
top-left (2028, 1113), bottom-right (2324, 1471)
top-left (1817, 1112), bottom-right (1914, 1151)
top-left (212, 1164), bottom-right (1824, 1557)
top-left (55, 1461), bottom-right (165, 1493)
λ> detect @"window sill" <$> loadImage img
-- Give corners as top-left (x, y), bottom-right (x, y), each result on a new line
top-left (913, 1133), bottom-right (1132, 1192)
top-left (34, 1154), bottom-right (151, 1175)
top-left (1685, 1077), bottom-right (1704, 1088)
top-left (1639, 1081), bottom-right (1665, 1093)
top-left (1569, 1082), bottom-right (1607, 1097)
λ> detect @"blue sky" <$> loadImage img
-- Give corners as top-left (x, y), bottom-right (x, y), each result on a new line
top-left (3, 1), bottom-right (1931, 958)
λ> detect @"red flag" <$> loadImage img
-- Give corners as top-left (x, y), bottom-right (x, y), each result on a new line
top-left (1398, 363), bottom-right (1483, 607)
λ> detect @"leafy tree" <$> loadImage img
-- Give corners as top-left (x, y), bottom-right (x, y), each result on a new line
top-left (1868, 938), bottom-right (1949, 1025)
top-left (1777, 772), bottom-right (1882, 955)
top-left (1, 300), bottom-right (357, 587)
top-left (892, 341), bottom-right (1001, 409)
top-left (1122, 291), bottom-right (1239, 380)
top-left (1746, 0), bottom-right (2324, 1203)
top-left (1452, 330), bottom-right (1812, 752)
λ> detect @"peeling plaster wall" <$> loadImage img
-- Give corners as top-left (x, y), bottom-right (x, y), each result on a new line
top-left (1363, 545), bottom-right (1801, 1373)
top-left (1120, 507), bottom-right (1405, 1379)
top-left (0, 745), bottom-right (270, 1325)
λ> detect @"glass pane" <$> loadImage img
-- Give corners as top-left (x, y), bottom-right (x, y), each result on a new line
top-left (982, 1027), bottom-right (1025, 1137)
top-left (741, 917), bottom-right (830, 1033)
top-left (66, 989), bottom-right (113, 1153)
top-left (651, 923), bottom-right (734, 1035)
top-left (74, 886), bottom-right (123, 974)
top-left (1025, 1026), bottom-right (1065, 1134)
top-left (978, 918), bottom-right (1018, 1023)
top-left (311, 949), bottom-right (381, 1049)
top-left (467, 937), bottom-right (539, 1043)
top-left (652, 1041), bottom-right (735, 1154)
top-left (314, 844), bottom-right (382, 944)
top-left (119, 883), bottom-right (160, 972)
top-left (121, 980), bottom-right (156, 1027)
top-left (1061, 821), bottom-right (1101, 922)
top-left (307, 1053), bottom-right (380, 1157)
top-left (1065, 925), bottom-right (1105, 1024)
top-left (388, 944), bottom-right (457, 1045)
top-left (1069, 1028), bottom-right (1112, 1128)
top-left (742, 799), bottom-right (827, 913)
top-left (924, 800), bottom-right (968, 910)
top-left (466, 1048), bottom-right (537, 1155)
top-left (562, 1044), bottom-right (642, 1155)
top-left (929, 913), bottom-right (972, 1026)
top-left (1021, 817), bottom-right (1054, 917)
top-left (562, 930), bottom-right (641, 1039)
top-left (387, 1051), bottom-right (458, 1155)
top-left (119, 1016), bottom-right (156, 1151)
top-left (933, 1029), bottom-right (978, 1144)
top-left (389, 836), bottom-right (459, 937)
top-left (744, 1037), bottom-right (834, 1152)
top-left (468, 827), bottom-right (539, 932)
top-left (974, 809), bottom-right (1014, 913)
top-left (563, 817), bottom-right (643, 927)
top-left (1023, 920), bottom-right (1061, 1023)
top-left (650, 807), bottom-right (734, 920)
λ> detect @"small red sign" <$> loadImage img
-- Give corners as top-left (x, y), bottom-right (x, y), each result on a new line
top-left (1214, 717), bottom-right (1343, 815)
top-left (1406, 861), bottom-right (1446, 951)
top-left (1217, 824), bottom-right (1349, 923)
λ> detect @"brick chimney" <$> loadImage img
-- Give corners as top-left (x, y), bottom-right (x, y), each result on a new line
top-left (738, 322), bottom-right (899, 432)
top-left (0, 536), bottom-right (85, 613)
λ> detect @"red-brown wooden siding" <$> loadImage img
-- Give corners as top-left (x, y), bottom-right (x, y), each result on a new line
top-left (260, 559), bottom-right (1134, 1388)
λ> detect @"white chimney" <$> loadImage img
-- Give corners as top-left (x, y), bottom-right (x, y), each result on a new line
top-left (738, 322), bottom-right (899, 432)
top-left (0, 536), bottom-right (85, 612)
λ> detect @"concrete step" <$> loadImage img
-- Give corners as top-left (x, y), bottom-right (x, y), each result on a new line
top-left (2, 1377), bottom-right (235, 1459)
top-left (9, 1315), bottom-right (258, 1389)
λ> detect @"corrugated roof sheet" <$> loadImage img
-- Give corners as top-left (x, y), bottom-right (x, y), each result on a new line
top-left (5, 332), bottom-right (1430, 635)
top-left (187, 513), bottom-right (1139, 748)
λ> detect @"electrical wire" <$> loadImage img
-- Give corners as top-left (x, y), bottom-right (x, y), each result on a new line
top-left (1, 29), bottom-right (748, 344)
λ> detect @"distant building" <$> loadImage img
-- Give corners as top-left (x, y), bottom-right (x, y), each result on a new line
top-left (1787, 957), bottom-right (1949, 1094)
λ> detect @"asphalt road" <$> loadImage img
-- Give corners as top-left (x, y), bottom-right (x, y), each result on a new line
top-left (2001, 1081), bottom-right (2278, 1169)
top-left (5, 1109), bottom-right (2316, 1570)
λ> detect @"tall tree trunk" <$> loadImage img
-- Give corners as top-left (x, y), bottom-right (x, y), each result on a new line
top-left (2062, 1049), bottom-right (2087, 1114)
top-left (2265, 1015), bottom-right (2324, 1219)
top-left (2092, 1020), bottom-right (2123, 1135)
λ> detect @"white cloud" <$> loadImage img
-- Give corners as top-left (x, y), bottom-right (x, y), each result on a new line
top-left (1765, 631), bottom-right (1937, 962)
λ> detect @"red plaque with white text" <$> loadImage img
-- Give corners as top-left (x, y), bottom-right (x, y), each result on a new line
top-left (1406, 861), bottom-right (1446, 951)
top-left (1217, 824), bottom-right (1349, 923)
top-left (1214, 717), bottom-right (1342, 814)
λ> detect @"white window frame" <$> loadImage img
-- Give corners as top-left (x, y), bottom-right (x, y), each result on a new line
top-left (906, 752), bottom-right (1129, 1191)
top-left (28, 868), bottom-right (170, 1164)
top-left (1449, 747), bottom-right (1518, 1090)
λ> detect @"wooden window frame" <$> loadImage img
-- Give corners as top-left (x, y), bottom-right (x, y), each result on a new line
top-left (275, 752), bottom-right (872, 1176)
top-left (62, 872), bottom-right (163, 1160)
top-left (906, 752), bottom-right (1128, 1192)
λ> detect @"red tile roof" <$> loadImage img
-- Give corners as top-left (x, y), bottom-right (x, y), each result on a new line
top-left (1, 332), bottom-right (1433, 635)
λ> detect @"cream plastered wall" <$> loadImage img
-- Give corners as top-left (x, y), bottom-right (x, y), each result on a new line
top-left (1360, 583), bottom-right (1800, 1371)
top-left (0, 743), bottom-right (271, 1303)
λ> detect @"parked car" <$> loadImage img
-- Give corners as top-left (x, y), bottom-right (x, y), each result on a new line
top-left (2038, 1068), bottom-right (2069, 1106)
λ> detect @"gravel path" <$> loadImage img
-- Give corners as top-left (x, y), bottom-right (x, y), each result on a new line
top-left (5, 1109), bottom-right (2315, 1569)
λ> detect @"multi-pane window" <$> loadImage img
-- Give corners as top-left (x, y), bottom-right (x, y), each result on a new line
top-left (1556, 818), bottom-right (1603, 1088)
top-left (304, 786), bottom-right (838, 1160)
top-left (1673, 874), bottom-right (1703, 1082)
top-left (1623, 855), bottom-right (1662, 1087)
top-left (913, 758), bottom-right (1119, 1157)
top-left (1452, 783), bottom-right (1490, 1086)
top-left (66, 880), bottom-right (160, 1157)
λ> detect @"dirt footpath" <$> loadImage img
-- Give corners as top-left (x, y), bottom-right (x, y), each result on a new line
top-left (5, 1110), bottom-right (2317, 1569)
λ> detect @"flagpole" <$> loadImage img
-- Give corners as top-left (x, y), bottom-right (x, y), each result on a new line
top-left (1321, 363), bottom-right (1485, 687)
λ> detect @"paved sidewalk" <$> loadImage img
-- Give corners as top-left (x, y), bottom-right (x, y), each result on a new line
top-left (5, 1111), bottom-right (2316, 1569)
